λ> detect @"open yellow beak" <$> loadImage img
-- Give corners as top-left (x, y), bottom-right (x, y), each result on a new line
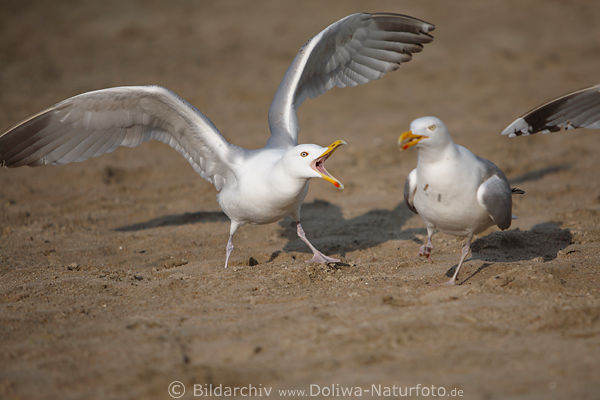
top-left (398, 130), bottom-right (428, 150)
top-left (312, 139), bottom-right (347, 189)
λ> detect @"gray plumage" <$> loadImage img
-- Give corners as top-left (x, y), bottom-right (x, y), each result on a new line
top-left (474, 156), bottom-right (513, 230)
top-left (502, 84), bottom-right (600, 137)
top-left (0, 12), bottom-right (435, 268)
top-left (1, 13), bottom-right (435, 170)
top-left (0, 86), bottom-right (242, 191)
top-left (399, 116), bottom-right (523, 285)
top-left (268, 12), bottom-right (434, 148)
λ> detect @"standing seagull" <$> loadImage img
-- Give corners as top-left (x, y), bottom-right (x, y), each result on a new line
top-left (0, 13), bottom-right (435, 268)
top-left (399, 117), bottom-right (523, 285)
top-left (502, 84), bottom-right (600, 136)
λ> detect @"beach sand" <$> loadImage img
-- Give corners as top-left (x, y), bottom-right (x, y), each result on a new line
top-left (1, 1), bottom-right (599, 398)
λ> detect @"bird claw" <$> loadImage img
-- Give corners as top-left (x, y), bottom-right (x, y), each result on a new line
top-left (306, 254), bottom-right (340, 264)
top-left (441, 278), bottom-right (457, 286)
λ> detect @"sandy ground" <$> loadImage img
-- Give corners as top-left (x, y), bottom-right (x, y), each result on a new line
top-left (1, 1), bottom-right (600, 399)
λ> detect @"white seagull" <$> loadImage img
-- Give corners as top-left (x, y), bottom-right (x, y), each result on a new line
top-left (399, 117), bottom-right (524, 285)
top-left (502, 83), bottom-right (600, 136)
top-left (0, 13), bottom-right (435, 268)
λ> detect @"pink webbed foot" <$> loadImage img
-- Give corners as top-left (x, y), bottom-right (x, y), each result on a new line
top-left (296, 221), bottom-right (340, 264)
top-left (441, 277), bottom-right (457, 286)
top-left (305, 253), bottom-right (340, 264)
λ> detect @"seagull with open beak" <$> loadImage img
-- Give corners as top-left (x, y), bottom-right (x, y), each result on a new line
top-left (0, 12), bottom-right (435, 268)
top-left (218, 139), bottom-right (347, 267)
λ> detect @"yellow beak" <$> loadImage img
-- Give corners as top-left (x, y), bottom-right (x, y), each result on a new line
top-left (398, 130), bottom-right (428, 150)
top-left (312, 139), bottom-right (347, 189)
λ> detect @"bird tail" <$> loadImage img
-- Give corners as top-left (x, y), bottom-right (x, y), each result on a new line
top-left (511, 188), bottom-right (524, 220)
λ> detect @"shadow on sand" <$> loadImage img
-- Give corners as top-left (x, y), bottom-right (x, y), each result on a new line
top-left (115, 211), bottom-right (227, 232)
top-left (114, 163), bottom-right (573, 268)
top-left (449, 222), bottom-right (572, 283)
top-left (277, 199), bottom-right (424, 257)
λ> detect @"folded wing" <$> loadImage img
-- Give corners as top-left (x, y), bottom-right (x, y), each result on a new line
top-left (267, 12), bottom-right (435, 148)
top-left (0, 86), bottom-right (243, 190)
top-left (404, 168), bottom-right (418, 214)
top-left (476, 163), bottom-right (513, 231)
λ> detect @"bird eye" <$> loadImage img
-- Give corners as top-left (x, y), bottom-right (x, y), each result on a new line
top-left (300, 151), bottom-right (309, 157)
top-left (427, 124), bottom-right (436, 131)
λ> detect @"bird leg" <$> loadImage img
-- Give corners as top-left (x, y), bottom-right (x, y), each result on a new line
top-left (418, 239), bottom-right (432, 258)
top-left (419, 226), bottom-right (435, 258)
top-left (296, 221), bottom-right (340, 264)
top-left (224, 221), bottom-right (240, 269)
top-left (445, 233), bottom-right (473, 285)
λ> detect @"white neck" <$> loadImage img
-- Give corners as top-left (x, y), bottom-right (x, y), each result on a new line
top-left (270, 158), bottom-right (310, 198)
top-left (417, 138), bottom-right (456, 165)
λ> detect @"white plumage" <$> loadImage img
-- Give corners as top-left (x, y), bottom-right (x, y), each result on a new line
top-left (0, 13), bottom-right (434, 267)
top-left (400, 117), bottom-right (523, 285)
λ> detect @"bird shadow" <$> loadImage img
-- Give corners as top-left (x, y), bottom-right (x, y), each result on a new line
top-left (276, 163), bottom-right (573, 258)
top-left (112, 164), bottom-right (572, 266)
top-left (277, 199), bottom-right (424, 256)
top-left (447, 221), bottom-right (572, 283)
top-left (445, 163), bottom-right (573, 283)
top-left (113, 198), bottom-right (422, 262)
top-left (508, 163), bottom-right (571, 185)
top-left (115, 211), bottom-right (228, 232)
top-left (471, 221), bottom-right (572, 262)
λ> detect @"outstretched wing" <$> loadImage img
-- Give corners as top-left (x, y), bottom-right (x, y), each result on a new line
top-left (501, 84), bottom-right (600, 137)
top-left (0, 86), bottom-right (244, 191)
top-left (267, 12), bottom-right (435, 148)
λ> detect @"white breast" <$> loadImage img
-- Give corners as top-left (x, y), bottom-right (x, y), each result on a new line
top-left (217, 149), bottom-right (309, 224)
top-left (414, 147), bottom-right (494, 235)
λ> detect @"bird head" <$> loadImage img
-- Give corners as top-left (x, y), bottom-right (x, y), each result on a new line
top-left (283, 140), bottom-right (346, 189)
top-left (398, 116), bottom-right (451, 150)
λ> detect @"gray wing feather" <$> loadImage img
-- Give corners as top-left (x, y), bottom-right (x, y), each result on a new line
top-left (476, 160), bottom-right (513, 230)
top-left (501, 84), bottom-right (600, 137)
top-left (0, 86), bottom-right (244, 191)
top-left (404, 168), bottom-right (418, 214)
top-left (267, 12), bottom-right (434, 148)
